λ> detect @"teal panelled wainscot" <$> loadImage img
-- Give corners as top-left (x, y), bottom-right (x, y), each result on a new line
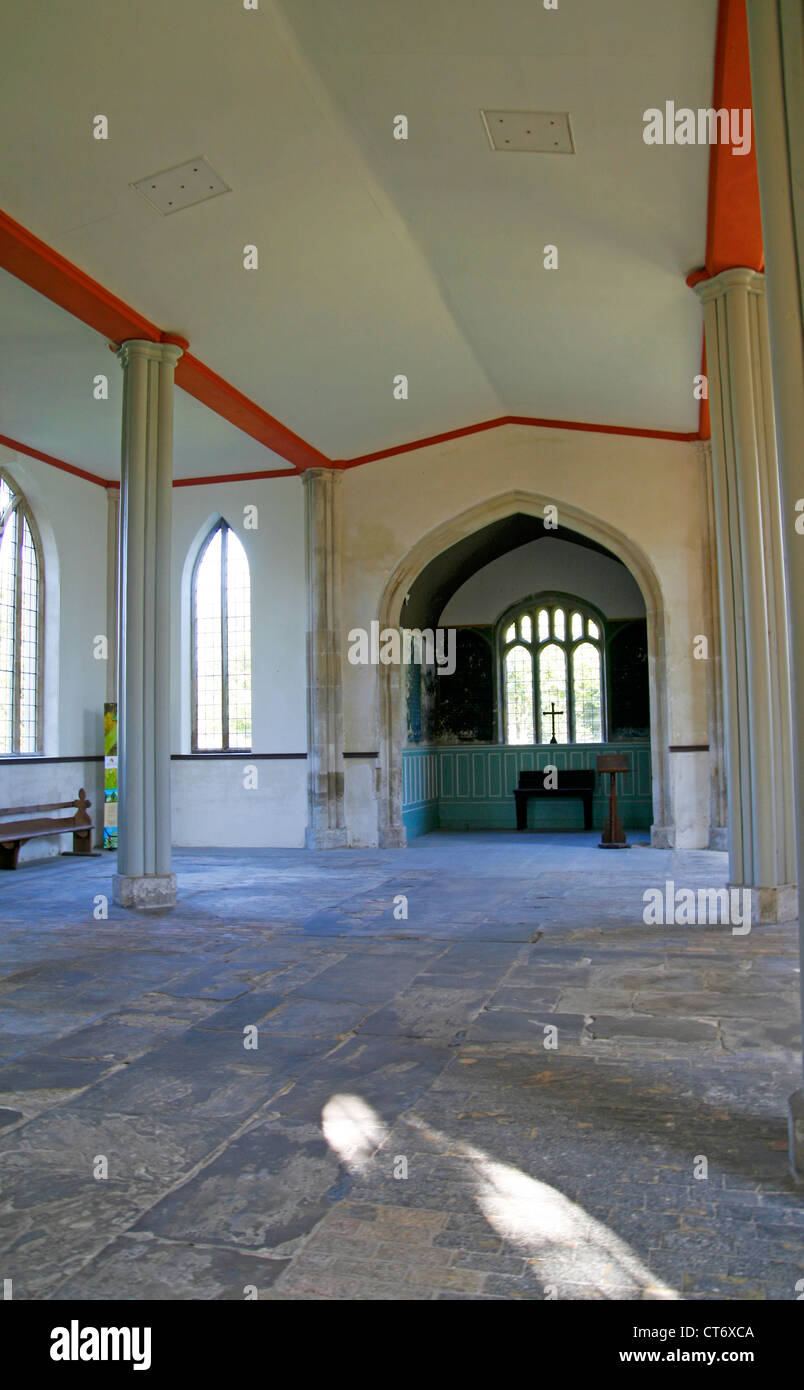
top-left (402, 742), bottom-right (652, 837)
top-left (401, 747), bottom-right (440, 837)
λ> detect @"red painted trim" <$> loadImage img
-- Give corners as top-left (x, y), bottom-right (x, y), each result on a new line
top-left (335, 414), bottom-right (699, 468)
top-left (0, 208), bottom-right (704, 480)
top-left (0, 209), bottom-right (161, 343)
top-left (0, 207), bottom-right (329, 472)
top-left (78, 469), bottom-right (300, 489)
top-left (3, 408), bottom-right (702, 496)
top-left (507, 415), bottom-right (698, 443)
top-left (704, 0), bottom-right (763, 276)
top-left (0, 433), bottom-right (113, 488)
top-left (173, 467), bottom-right (298, 487)
top-left (174, 353), bottom-right (329, 470)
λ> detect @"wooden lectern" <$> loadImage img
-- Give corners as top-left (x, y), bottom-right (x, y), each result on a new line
top-left (597, 753), bottom-right (630, 849)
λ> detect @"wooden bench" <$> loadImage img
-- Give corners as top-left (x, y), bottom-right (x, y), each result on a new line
top-left (0, 789), bottom-right (94, 869)
top-left (513, 769), bottom-right (595, 830)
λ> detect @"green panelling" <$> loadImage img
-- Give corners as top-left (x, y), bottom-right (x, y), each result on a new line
top-left (402, 743), bottom-right (653, 836)
top-left (402, 748), bottom-right (440, 836)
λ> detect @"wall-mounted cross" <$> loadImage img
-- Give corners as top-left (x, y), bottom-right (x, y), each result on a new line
top-left (543, 701), bottom-right (563, 744)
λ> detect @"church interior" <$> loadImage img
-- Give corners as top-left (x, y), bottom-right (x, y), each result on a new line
top-left (1, 0), bottom-right (803, 1305)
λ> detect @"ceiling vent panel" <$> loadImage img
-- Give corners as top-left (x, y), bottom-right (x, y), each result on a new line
top-left (131, 157), bottom-right (231, 215)
top-left (481, 110), bottom-right (574, 154)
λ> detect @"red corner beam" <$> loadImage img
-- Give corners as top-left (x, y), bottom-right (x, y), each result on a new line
top-left (703, 0), bottom-right (763, 277)
top-left (0, 208), bottom-right (329, 472)
top-left (687, 0), bottom-right (764, 438)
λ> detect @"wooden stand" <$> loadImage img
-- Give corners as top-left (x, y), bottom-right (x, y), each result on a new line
top-left (597, 754), bottom-right (630, 849)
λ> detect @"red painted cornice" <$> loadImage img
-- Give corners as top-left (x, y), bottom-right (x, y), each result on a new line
top-left (0, 432), bottom-right (113, 488)
top-left (334, 413), bottom-right (699, 470)
top-left (2, 412), bottom-right (701, 493)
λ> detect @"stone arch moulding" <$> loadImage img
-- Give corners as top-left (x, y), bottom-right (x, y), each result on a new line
top-left (375, 489), bottom-right (672, 848)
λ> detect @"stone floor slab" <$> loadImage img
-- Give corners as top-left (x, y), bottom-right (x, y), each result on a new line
top-left (0, 834), bottom-right (801, 1301)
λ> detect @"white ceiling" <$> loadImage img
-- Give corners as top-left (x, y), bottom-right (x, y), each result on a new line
top-left (0, 0), bottom-right (717, 478)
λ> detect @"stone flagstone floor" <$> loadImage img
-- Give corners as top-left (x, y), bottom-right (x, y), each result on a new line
top-left (0, 831), bottom-right (802, 1300)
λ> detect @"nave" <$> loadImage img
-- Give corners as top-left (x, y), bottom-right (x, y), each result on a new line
top-left (0, 834), bottom-right (799, 1300)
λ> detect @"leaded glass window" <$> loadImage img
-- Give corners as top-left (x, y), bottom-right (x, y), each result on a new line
top-left (500, 596), bottom-right (606, 744)
top-left (192, 520), bottom-right (252, 751)
top-left (503, 644), bottom-right (534, 745)
top-left (0, 472), bottom-right (43, 754)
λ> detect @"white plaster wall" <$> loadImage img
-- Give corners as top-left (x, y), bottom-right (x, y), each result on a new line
top-left (170, 475), bottom-right (308, 847)
top-left (345, 757), bottom-right (378, 848)
top-left (171, 758), bottom-right (306, 848)
top-left (441, 536), bottom-right (646, 625)
top-left (3, 758), bottom-right (105, 862)
top-left (1, 432), bottom-right (712, 856)
top-left (0, 450), bottom-right (108, 859)
top-left (339, 424), bottom-right (711, 846)
top-left (672, 750), bottom-right (711, 850)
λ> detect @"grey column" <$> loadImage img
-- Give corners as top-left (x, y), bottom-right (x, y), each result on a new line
top-left (746, 0), bottom-right (804, 1177)
top-left (105, 487), bottom-right (119, 705)
top-left (698, 441), bottom-right (728, 850)
top-left (694, 270), bottom-right (796, 924)
top-left (303, 468), bottom-right (347, 849)
top-left (113, 339), bottom-right (183, 909)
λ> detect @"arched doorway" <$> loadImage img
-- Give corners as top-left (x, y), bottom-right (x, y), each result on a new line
top-left (376, 491), bottom-right (671, 847)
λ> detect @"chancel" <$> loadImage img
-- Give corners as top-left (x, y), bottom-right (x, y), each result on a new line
top-left (0, 0), bottom-right (803, 1310)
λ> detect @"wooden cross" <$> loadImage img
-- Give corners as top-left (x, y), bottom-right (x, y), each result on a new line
top-left (543, 701), bottom-right (563, 744)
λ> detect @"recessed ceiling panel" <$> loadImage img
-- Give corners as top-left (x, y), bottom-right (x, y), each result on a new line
top-left (131, 157), bottom-right (231, 216)
top-left (480, 109), bottom-right (574, 154)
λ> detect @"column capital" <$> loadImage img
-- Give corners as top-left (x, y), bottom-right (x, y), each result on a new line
top-left (116, 338), bottom-right (185, 370)
top-left (301, 465), bottom-right (339, 487)
top-left (693, 266), bottom-right (766, 304)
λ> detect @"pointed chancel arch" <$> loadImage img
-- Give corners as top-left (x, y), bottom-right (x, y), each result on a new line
top-left (0, 469), bottom-right (44, 754)
top-left (191, 517), bottom-right (252, 752)
top-left (376, 490), bottom-right (671, 847)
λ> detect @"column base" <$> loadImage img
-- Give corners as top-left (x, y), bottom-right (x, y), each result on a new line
top-left (651, 825), bottom-right (675, 849)
top-left (788, 1091), bottom-right (804, 1183)
top-left (305, 827), bottom-right (348, 850)
top-left (708, 826), bottom-right (728, 851)
top-left (113, 873), bottom-right (177, 910)
top-left (730, 882), bottom-right (798, 924)
top-left (378, 826), bottom-right (407, 848)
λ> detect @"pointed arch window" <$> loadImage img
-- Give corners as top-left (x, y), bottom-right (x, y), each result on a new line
top-left (192, 520), bottom-right (252, 751)
top-left (500, 596), bottom-right (606, 745)
top-left (0, 472), bottom-right (43, 755)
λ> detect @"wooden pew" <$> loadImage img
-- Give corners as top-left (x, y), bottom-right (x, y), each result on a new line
top-left (0, 789), bottom-right (94, 869)
top-left (512, 769), bottom-right (595, 830)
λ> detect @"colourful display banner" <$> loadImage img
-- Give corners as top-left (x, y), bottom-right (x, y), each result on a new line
top-left (104, 702), bottom-right (118, 850)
